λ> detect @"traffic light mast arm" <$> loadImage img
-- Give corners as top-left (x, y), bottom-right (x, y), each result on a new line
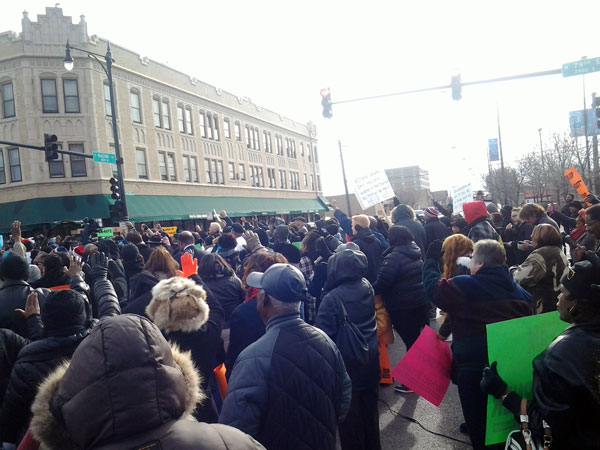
top-left (330, 67), bottom-right (563, 105)
top-left (0, 140), bottom-right (94, 158)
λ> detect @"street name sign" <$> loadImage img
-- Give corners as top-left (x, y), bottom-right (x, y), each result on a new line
top-left (562, 57), bottom-right (600, 77)
top-left (93, 152), bottom-right (116, 164)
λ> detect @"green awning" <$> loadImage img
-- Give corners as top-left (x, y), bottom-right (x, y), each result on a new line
top-left (126, 194), bottom-right (329, 222)
top-left (0, 194), bottom-right (329, 231)
top-left (0, 194), bottom-right (111, 232)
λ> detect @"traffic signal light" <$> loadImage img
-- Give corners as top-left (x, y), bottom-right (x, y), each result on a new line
top-left (594, 94), bottom-right (600, 128)
top-left (320, 88), bottom-right (332, 118)
top-left (109, 177), bottom-right (120, 200)
top-left (451, 74), bottom-right (462, 101)
top-left (44, 134), bottom-right (58, 161)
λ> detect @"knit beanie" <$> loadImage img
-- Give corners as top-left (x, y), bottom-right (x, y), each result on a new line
top-left (42, 290), bottom-right (87, 333)
top-left (424, 207), bottom-right (440, 218)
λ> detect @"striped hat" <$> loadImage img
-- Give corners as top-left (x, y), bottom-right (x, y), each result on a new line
top-left (424, 207), bottom-right (440, 218)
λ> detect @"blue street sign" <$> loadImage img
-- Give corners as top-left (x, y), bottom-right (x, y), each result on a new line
top-left (569, 109), bottom-right (599, 137)
top-left (488, 138), bottom-right (499, 162)
top-left (93, 152), bottom-right (116, 164)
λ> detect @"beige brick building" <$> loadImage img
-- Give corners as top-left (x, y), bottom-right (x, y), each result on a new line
top-left (0, 7), bottom-right (325, 232)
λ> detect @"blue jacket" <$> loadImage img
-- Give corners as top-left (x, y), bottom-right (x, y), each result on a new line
top-left (220, 313), bottom-right (352, 450)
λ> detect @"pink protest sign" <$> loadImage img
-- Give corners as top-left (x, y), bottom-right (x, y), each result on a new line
top-left (390, 325), bottom-right (452, 406)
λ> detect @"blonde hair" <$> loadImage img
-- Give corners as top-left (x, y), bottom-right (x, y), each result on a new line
top-left (442, 235), bottom-right (474, 279)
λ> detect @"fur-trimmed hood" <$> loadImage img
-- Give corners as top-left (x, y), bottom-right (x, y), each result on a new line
top-left (30, 314), bottom-right (205, 450)
top-left (146, 276), bottom-right (210, 333)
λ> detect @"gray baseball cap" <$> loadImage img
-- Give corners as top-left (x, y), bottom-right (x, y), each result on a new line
top-left (246, 263), bottom-right (306, 302)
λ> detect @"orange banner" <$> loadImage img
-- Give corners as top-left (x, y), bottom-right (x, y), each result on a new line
top-left (564, 167), bottom-right (591, 205)
top-left (378, 340), bottom-right (393, 385)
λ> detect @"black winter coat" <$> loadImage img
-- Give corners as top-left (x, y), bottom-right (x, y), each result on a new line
top-left (0, 329), bottom-right (27, 406)
top-left (122, 270), bottom-right (160, 316)
top-left (0, 280), bottom-right (46, 337)
top-left (351, 227), bottom-right (383, 283)
top-left (424, 218), bottom-right (451, 253)
top-left (315, 248), bottom-right (379, 391)
top-left (202, 275), bottom-right (245, 323)
top-left (372, 242), bottom-right (429, 312)
top-left (0, 276), bottom-right (121, 444)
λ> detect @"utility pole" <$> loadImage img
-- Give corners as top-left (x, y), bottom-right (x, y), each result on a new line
top-left (538, 128), bottom-right (545, 201)
top-left (497, 104), bottom-right (508, 206)
top-left (338, 140), bottom-right (352, 216)
top-left (592, 93), bottom-right (600, 192)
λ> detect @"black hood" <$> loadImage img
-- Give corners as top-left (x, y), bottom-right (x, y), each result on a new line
top-left (385, 242), bottom-right (422, 261)
top-left (326, 247), bottom-right (368, 288)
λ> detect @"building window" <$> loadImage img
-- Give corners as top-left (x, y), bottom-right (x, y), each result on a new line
top-left (279, 169), bottom-right (287, 189)
top-left (199, 111), bottom-right (207, 138)
top-left (290, 172), bottom-right (299, 190)
top-left (177, 105), bottom-right (185, 133)
top-left (216, 160), bottom-right (224, 184)
top-left (8, 148), bottom-right (21, 182)
top-left (308, 145), bottom-right (312, 162)
top-left (63, 79), bottom-right (80, 113)
top-left (167, 153), bottom-right (176, 181)
top-left (2, 82), bottom-right (15, 118)
top-left (290, 140), bottom-right (296, 158)
top-left (135, 148), bottom-right (148, 179)
top-left (0, 150), bottom-right (5, 184)
top-left (211, 113), bottom-right (220, 140)
top-left (310, 174), bottom-right (315, 190)
top-left (317, 175), bottom-right (322, 191)
top-left (41, 79), bottom-right (58, 113)
top-left (246, 126), bottom-right (259, 150)
top-left (162, 99), bottom-right (171, 130)
top-left (49, 145), bottom-right (65, 178)
top-left (204, 158), bottom-right (224, 184)
top-left (69, 143), bottom-right (86, 177)
top-left (257, 167), bottom-right (264, 187)
top-left (238, 163), bottom-right (246, 181)
top-left (190, 156), bottom-right (198, 182)
top-left (314, 146), bottom-right (319, 163)
top-left (276, 135), bottom-right (283, 156)
top-left (130, 91), bottom-right (142, 123)
top-left (303, 173), bottom-right (308, 186)
top-left (245, 125), bottom-right (251, 149)
top-left (300, 142), bottom-right (304, 157)
top-left (152, 97), bottom-right (162, 128)
top-left (182, 155), bottom-right (190, 182)
top-left (204, 159), bottom-right (211, 183)
top-left (228, 161), bottom-right (235, 180)
top-left (267, 168), bottom-right (276, 188)
top-left (263, 131), bottom-right (272, 153)
top-left (224, 118), bottom-right (231, 139)
top-left (158, 151), bottom-right (168, 180)
top-left (103, 84), bottom-right (112, 116)
top-left (234, 121), bottom-right (241, 141)
top-left (185, 107), bottom-right (193, 135)
top-left (250, 165), bottom-right (263, 187)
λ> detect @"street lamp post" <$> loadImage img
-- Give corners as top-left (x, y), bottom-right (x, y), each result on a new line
top-left (538, 128), bottom-right (545, 201)
top-left (64, 41), bottom-right (128, 220)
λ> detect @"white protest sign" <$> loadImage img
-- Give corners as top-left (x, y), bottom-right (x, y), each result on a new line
top-left (353, 170), bottom-right (395, 210)
top-left (451, 183), bottom-right (472, 216)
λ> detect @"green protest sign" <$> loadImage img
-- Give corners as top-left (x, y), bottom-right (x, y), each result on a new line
top-left (485, 312), bottom-right (569, 445)
top-left (97, 227), bottom-right (114, 238)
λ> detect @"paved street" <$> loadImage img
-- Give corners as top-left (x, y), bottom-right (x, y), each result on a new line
top-left (375, 315), bottom-right (472, 450)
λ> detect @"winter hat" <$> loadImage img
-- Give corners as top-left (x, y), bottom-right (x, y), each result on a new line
top-left (392, 204), bottom-right (415, 223)
top-left (28, 264), bottom-right (42, 283)
top-left (146, 276), bottom-right (209, 333)
top-left (462, 201), bottom-right (488, 225)
top-left (42, 290), bottom-right (88, 333)
top-left (0, 254), bottom-right (29, 281)
top-left (274, 224), bottom-right (290, 241)
top-left (424, 207), bottom-right (440, 218)
top-left (231, 223), bottom-right (245, 234)
top-left (121, 243), bottom-right (140, 262)
top-left (73, 245), bottom-right (84, 256)
top-left (569, 201), bottom-right (583, 210)
top-left (561, 260), bottom-right (600, 301)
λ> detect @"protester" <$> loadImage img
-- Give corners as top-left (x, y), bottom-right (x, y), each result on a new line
top-left (462, 201), bottom-right (499, 242)
top-left (423, 207), bottom-right (451, 252)
top-left (146, 273), bottom-right (224, 423)
top-left (270, 224), bottom-right (301, 264)
top-left (220, 263), bottom-right (352, 450)
top-left (481, 259), bottom-right (600, 449)
top-left (27, 314), bottom-right (264, 450)
top-left (0, 329), bottom-right (27, 407)
top-left (390, 205), bottom-right (427, 255)
top-left (519, 203), bottom-right (559, 230)
top-left (503, 207), bottom-right (534, 265)
top-left (0, 252), bottom-right (120, 445)
top-left (30, 254), bottom-right (70, 289)
top-left (349, 215), bottom-right (383, 284)
top-left (298, 231), bottom-right (321, 323)
top-left (512, 224), bottom-right (568, 313)
top-left (216, 233), bottom-right (241, 273)
top-left (315, 244), bottom-right (380, 450)
top-left (173, 230), bottom-right (205, 266)
top-left (423, 240), bottom-right (531, 450)
top-left (564, 212), bottom-right (597, 262)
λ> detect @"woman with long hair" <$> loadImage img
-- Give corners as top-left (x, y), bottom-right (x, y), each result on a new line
top-left (442, 234), bottom-right (474, 279)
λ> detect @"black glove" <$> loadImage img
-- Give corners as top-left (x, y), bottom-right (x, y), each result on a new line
top-left (481, 361), bottom-right (508, 399)
top-left (425, 239), bottom-right (444, 261)
top-left (88, 252), bottom-right (109, 281)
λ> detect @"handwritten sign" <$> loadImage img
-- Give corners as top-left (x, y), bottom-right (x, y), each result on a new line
top-left (563, 167), bottom-right (591, 205)
top-left (485, 312), bottom-right (569, 445)
top-left (353, 170), bottom-right (395, 210)
top-left (97, 227), bottom-right (114, 238)
top-left (451, 183), bottom-right (472, 216)
top-left (162, 226), bottom-right (177, 236)
top-left (390, 325), bottom-right (452, 406)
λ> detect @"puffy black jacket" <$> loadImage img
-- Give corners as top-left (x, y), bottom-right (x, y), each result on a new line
top-left (0, 276), bottom-right (120, 444)
top-left (392, 205), bottom-right (427, 255)
top-left (502, 320), bottom-right (600, 449)
top-left (372, 242), bottom-right (429, 312)
top-left (122, 270), bottom-right (160, 316)
top-left (29, 315), bottom-right (264, 450)
top-left (0, 280), bottom-right (47, 337)
top-left (315, 248), bottom-right (379, 390)
top-left (203, 275), bottom-right (245, 322)
top-left (424, 218), bottom-right (451, 252)
top-left (0, 329), bottom-right (27, 406)
top-left (352, 228), bottom-right (383, 283)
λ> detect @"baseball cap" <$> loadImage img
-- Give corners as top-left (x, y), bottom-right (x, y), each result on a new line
top-left (246, 263), bottom-right (307, 302)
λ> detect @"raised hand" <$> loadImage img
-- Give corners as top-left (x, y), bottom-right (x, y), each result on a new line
top-left (177, 252), bottom-right (198, 278)
top-left (15, 291), bottom-right (41, 319)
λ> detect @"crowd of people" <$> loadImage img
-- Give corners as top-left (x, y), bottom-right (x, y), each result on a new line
top-left (0, 195), bottom-right (598, 449)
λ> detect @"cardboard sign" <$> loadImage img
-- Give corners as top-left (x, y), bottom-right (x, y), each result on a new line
top-left (390, 326), bottom-right (452, 406)
top-left (451, 183), bottom-right (472, 216)
top-left (484, 312), bottom-right (569, 445)
top-left (162, 226), bottom-right (177, 236)
top-left (97, 227), bottom-right (114, 238)
top-left (563, 167), bottom-right (590, 205)
top-left (353, 170), bottom-right (395, 210)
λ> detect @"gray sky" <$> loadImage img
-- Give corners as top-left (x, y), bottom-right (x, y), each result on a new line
top-left (4, 0), bottom-right (600, 196)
